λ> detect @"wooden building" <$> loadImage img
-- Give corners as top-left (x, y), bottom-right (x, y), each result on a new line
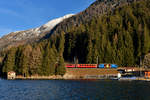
top-left (7, 71), bottom-right (16, 79)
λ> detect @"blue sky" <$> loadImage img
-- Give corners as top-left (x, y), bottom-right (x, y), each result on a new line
top-left (0, 0), bottom-right (95, 37)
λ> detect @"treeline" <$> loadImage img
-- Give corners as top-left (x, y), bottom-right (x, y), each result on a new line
top-left (1, 0), bottom-right (150, 76)
top-left (0, 33), bottom-right (66, 76)
top-left (64, 0), bottom-right (150, 66)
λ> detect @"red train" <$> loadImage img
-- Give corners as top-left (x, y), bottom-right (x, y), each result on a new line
top-left (66, 64), bottom-right (118, 68)
top-left (66, 64), bottom-right (97, 68)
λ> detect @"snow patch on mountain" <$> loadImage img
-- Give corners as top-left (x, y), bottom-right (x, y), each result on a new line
top-left (42, 14), bottom-right (74, 30)
top-left (0, 14), bottom-right (74, 41)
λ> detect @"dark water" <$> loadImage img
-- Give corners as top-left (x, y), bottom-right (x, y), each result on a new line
top-left (0, 79), bottom-right (150, 100)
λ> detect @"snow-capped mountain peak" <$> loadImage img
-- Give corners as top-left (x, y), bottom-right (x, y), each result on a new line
top-left (1, 14), bottom-right (74, 40)
top-left (36, 14), bottom-right (74, 34)
top-left (43, 14), bottom-right (74, 28)
top-left (0, 14), bottom-right (74, 50)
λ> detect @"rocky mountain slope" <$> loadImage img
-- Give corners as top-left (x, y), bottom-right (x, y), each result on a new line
top-left (47, 0), bottom-right (141, 37)
top-left (0, 14), bottom-right (74, 51)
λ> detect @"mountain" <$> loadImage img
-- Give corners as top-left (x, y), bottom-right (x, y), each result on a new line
top-left (1, 0), bottom-right (150, 76)
top-left (0, 14), bottom-right (74, 51)
top-left (46, 0), bottom-right (141, 38)
top-left (0, 0), bottom-right (140, 51)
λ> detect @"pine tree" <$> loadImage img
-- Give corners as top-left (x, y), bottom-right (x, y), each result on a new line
top-left (142, 25), bottom-right (150, 55)
top-left (123, 31), bottom-right (134, 66)
top-left (104, 41), bottom-right (112, 63)
top-left (58, 31), bottom-right (65, 56)
top-left (42, 43), bottom-right (56, 76)
top-left (19, 45), bottom-right (32, 76)
top-left (55, 57), bottom-right (66, 76)
top-left (92, 44), bottom-right (99, 64)
top-left (117, 31), bottom-right (124, 66)
top-left (29, 46), bottom-right (42, 75)
top-left (86, 34), bottom-right (93, 63)
top-left (2, 48), bottom-right (16, 73)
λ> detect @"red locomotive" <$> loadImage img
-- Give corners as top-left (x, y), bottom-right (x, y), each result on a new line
top-left (66, 64), bottom-right (76, 68)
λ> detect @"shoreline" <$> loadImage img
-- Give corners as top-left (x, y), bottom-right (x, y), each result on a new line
top-left (5, 68), bottom-right (150, 81)
top-left (8, 75), bottom-right (150, 81)
top-left (15, 75), bottom-right (64, 80)
top-left (9, 78), bottom-right (150, 82)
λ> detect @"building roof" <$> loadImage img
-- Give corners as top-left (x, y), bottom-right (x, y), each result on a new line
top-left (8, 71), bottom-right (16, 74)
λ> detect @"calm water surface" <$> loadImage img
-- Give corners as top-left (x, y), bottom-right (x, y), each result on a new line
top-left (0, 79), bottom-right (150, 100)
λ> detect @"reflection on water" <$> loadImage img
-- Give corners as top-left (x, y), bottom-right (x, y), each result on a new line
top-left (0, 79), bottom-right (150, 100)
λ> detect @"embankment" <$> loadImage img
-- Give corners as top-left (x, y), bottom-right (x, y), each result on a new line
top-left (63, 68), bottom-right (119, 79)
top-left (15, 68), bottom-right (119, 80)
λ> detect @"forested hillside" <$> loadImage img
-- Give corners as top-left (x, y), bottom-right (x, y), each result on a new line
top-left (1, 0), bottom-right (150, 76)
top-left (0, 33), bottom-right (66, 76)
top-left (44, 0), bottom-right (139, 38)
top-left (64, 0), bottom-right (150, 66)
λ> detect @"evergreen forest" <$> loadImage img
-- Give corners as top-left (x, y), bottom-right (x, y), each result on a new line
top-left (1, 0), bottom-right (150, 76)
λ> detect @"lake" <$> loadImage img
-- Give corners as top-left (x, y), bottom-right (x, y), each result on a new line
top-left (0, 79), bottom-right (150, 100)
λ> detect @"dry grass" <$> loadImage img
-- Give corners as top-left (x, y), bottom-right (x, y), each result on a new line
top-left (66, 68), bottom-right (118, 76)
